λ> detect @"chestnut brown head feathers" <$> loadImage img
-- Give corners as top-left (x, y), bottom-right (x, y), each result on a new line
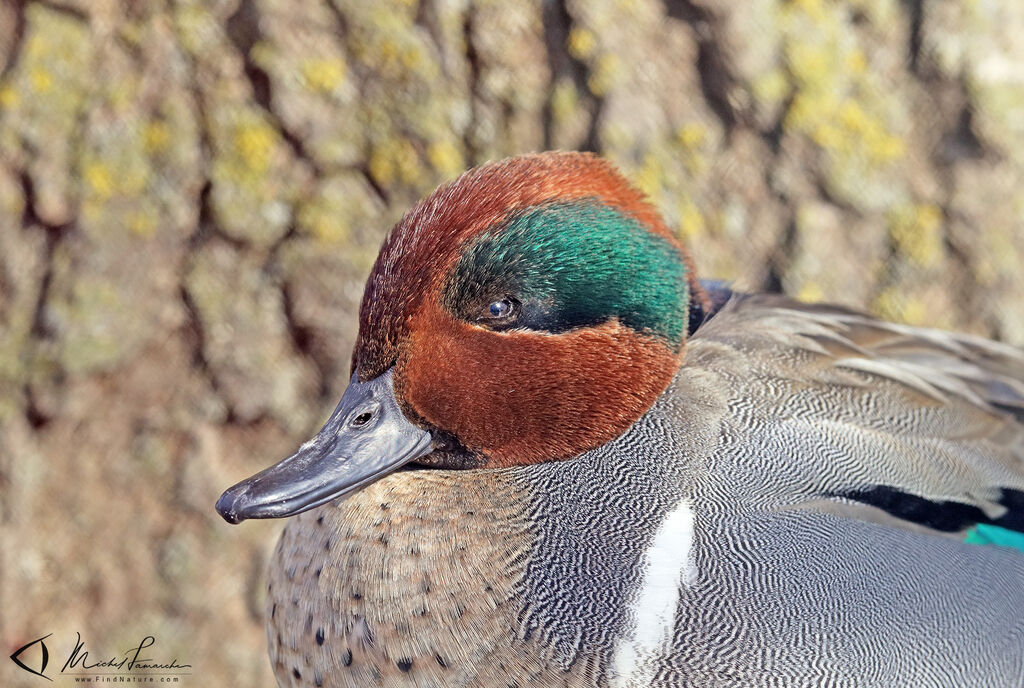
top-left (355, 151), bottom-right (705, 467)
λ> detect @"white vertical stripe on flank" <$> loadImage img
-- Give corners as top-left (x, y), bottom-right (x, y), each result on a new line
top-left (610, 500), bottom-right (697, 688)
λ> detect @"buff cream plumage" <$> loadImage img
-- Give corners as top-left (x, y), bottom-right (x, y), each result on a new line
top-left (217, 152), bottom-right (1024, 687)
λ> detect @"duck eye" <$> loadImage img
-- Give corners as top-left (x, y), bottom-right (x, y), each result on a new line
top-left (479, 298), bottom-right (517, 322)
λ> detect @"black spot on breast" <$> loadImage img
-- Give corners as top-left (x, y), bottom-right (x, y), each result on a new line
top-left (436, 654), bottom-right (448, 668)
top-left (314, 670), bottom-right (323, 687)
top-left (342, 649), bottom-right (352, 667)
top-left (396, 658), bottom-right (413, 672)
top-left (271, 603), bottom-right (276, 619)
top-left (315, 567), bottom-right (321, 578)
top-left (315, 628), bottom-right (324, 646)
top-left (351, 591), bottom-right (362, 600)
top-left (324, 538), bottom-right (331, 551)
top-left (292, 667), bottom-right (301, 680)
top-left (316, 515), bottom-right (324, 526)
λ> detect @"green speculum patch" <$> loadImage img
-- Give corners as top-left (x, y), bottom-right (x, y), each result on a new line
top-left (445, 199), bottom-right (689, 348)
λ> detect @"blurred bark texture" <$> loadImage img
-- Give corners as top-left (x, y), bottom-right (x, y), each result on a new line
top-left (2, 0), bottom-right (1023, 685)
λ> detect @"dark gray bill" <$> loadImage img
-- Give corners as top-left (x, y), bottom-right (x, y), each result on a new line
top-left (215, 368), bottom-right (432, 524)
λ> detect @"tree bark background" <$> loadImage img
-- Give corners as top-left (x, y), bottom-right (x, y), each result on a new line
top-left (1, 0), bottom-right (1023, 685)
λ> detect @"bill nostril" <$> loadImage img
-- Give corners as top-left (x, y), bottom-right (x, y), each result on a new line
top-left (351, 411), bottom-right (373, 427)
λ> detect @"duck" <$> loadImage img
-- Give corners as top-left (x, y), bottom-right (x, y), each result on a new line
top-left (216, 151), bottom-right (1024, 687)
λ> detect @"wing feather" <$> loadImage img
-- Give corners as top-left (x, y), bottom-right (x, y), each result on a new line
top-left (688, 293), bottom-right (1024, 544)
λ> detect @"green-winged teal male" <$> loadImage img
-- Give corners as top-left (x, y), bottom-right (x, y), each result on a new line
top-left (217, 151), bottom-right (1024, 687)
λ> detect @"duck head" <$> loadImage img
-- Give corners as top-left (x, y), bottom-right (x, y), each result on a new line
top-left (216, 152), bottom-right (707, 523)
